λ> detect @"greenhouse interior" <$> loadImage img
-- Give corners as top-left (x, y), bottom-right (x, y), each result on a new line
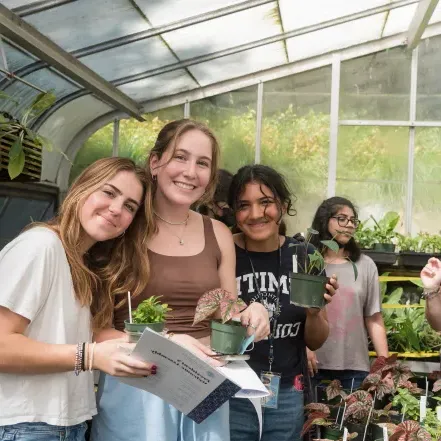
top-left (3, 0), bottom-right (441, 440)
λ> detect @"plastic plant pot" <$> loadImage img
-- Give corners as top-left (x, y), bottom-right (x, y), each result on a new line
top-left (289, 272), bottom-right (328, 308)
top-left (210, 320), bottom-right (247, 355)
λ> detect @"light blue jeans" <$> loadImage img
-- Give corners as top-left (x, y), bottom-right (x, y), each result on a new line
top-left (91, 373), bottom-right (229, 441)
top-left (229, 384), bottom-right (304, 441)
top-left (0, 422), bottom-right (87, 441)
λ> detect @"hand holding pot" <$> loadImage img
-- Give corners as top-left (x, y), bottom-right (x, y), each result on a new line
top-left (324, 274), bottom-right (338, 303)
top-left (169, 334), bottom-right (226, 367)
top-left (239, 302), bottom-right (270, 341)
top-left (421, 257), bottom-right (441, 290)
top-left (94, 338), bottom-right (157, 377)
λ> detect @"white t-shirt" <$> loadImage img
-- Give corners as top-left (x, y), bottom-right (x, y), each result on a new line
top-left (0, 227), bottom-right (97, 426)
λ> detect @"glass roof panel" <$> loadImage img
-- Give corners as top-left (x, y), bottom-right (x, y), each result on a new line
top-left (280, 0), bottom-right (389, 31)
top-left (1, 40), bottom-right (36, 72)
top-left (135, 0), bottom-right (241, 26)
top-left (2, 69), bottom-right (79, 119)
top-left (81, 36), bottom-right (177, 82)
top-left (24, 0), bottom-right (150, 52)
top-left (382, 4), bottom-right (417, 37)
top-left (119, 70), bottom-right (198, 102)
top-left (286, 14), bottom-right (385, 62)
top-left (189, 42), bottom-right (286, 86)
top-left (161, 3), bottom-right (280, 60)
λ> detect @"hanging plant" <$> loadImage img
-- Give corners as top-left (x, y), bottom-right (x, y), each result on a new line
top-left (0, 90), bottom-right (58, 180)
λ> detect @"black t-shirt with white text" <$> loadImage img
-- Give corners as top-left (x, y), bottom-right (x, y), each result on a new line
top-left (236, 237), bottom-right (310, 384)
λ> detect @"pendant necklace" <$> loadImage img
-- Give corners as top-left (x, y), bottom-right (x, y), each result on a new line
top-left (154, 211), bottom-right (189, 246)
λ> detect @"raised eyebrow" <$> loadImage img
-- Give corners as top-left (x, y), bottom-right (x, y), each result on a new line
top-left (105, 184), bottom-right (140, 207)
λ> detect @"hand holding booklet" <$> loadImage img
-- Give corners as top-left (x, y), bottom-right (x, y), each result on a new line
top-left (119, 328), bottom-right (269, 423)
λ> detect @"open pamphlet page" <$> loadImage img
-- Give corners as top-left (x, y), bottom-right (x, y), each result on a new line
top-left (119, 327), bottom-right (269, 424)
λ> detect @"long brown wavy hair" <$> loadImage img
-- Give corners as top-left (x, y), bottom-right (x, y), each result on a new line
top-left (145, 119), bottom-right (220, 237)
top-left (34, 157), bottom-right (150, 330)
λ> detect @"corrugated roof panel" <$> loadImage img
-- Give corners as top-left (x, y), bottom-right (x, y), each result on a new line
top-left (24, 0), bottom-right (150, 52)
top-left (161, 3), bottom-right (280, 60)
top-left (118, 69), bottom-right (198, 102)
top-left (81, 36), bottom-right (177, 82)
top-left (188, 42), bottom-right (286, 86)
top-left (286, 13), bottom-right (385, 62)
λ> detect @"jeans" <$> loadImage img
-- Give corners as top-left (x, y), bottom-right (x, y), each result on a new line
top-left (229, 384), bottom-right (304, 441)
top-left (91, 373), bottom-right (229, 441)
top-left (314, 369), bottom-right (369, 392)
top-left (0, 422), bottom-right (87, 441)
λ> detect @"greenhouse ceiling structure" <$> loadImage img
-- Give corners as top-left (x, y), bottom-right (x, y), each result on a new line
top-left (2, 0), bottom-right (441, 235)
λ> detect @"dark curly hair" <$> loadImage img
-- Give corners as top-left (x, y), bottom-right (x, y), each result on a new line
top-left (309, 196), bottom-right (361, 262)
top-left (228, 165), bottom-right (296, 232)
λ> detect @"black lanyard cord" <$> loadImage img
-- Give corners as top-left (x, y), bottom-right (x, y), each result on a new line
top-left (244, 238), bottom-right (282, 372)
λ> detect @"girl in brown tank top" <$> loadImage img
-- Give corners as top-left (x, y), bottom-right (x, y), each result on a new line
top-left (92, 120), bottom-right (269, 441)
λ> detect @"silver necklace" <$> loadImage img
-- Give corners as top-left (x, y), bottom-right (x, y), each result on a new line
top-left (154, 211), bottom-right (189, 225)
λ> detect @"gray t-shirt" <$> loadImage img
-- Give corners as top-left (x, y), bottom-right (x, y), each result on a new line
top-left (315, 254), bottom-right (381, 372)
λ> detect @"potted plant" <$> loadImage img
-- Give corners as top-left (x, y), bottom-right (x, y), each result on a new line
top-left (302, 402), bottom-right (346, 440)
top-left (398, 232), bottom-right (441, 268)
top-left (124, 295), bottom-right (172, 342)
top-left (193, 288), bottom-right (248, 355)
top-left (0, 91), bottom-right (56, 181)
top-left (289, 228), bottom-right (358, 309)
top-left (388, 420), bottom-right (431, 441)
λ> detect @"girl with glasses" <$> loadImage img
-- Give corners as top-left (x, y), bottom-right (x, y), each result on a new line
top-left (307, 197), bottom-right (388, 390)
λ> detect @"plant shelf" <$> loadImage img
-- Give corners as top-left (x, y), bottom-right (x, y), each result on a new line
top-left (369, 351), bottom-right (439, 358)
top-left (379, 276), bottom-right (421, 282)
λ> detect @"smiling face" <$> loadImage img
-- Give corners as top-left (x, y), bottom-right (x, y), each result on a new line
top-left (150, 129), bottom-right (213, 207)
top-left (235, 181), bottom-right (282, 243)
top-left (328, 205), bottom-right (358, 246)
top-left (79, 170), bottom-right (143, 248)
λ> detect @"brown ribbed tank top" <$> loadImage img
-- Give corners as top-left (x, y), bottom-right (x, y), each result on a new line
top-left (113, 216), bottom-right (221, 338)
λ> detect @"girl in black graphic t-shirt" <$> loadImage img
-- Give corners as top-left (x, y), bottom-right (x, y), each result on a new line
top-left (228, 165), bottom-right (338, 441)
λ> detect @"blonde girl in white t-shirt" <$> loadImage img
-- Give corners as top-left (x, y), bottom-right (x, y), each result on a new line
top-left (0, 157), bottom-right (155, 441)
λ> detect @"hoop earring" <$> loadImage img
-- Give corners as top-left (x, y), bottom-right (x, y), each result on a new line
top-left (118, 230), bottom-right (125, 238)
top-left (152, 175), bottom-right (157, 181)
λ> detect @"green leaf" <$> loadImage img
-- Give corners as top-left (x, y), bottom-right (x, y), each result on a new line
top-left (8, 149), bottom-right (25, 179)
top-left (8, 137), bottom-right (23, 160)
top-left (307, 227), bottom-right (319, 235)
top-left (349, 260), bottom-right (358, 281)
top-left (320, 239), bottom-right (339, 253)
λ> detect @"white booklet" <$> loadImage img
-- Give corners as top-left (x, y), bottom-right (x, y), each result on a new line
top-left (119, 328), bottom-right (269, 423)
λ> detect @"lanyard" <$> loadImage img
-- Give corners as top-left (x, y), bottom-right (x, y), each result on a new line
top-left (244, 240), bottom-right (282, 372)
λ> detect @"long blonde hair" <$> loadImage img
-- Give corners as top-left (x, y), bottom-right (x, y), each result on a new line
top-left (35, 157), bottom-right (150, 330)
top-left (145, 119), bottom-right (220, 237)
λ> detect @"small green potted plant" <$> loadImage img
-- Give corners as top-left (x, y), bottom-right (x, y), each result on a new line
top-left (124, 295), bottom-right (172, 342)
top-left (289, 228), bottom-right (358, 309)
top-left (369, 211), bottom-right (400, 253)
top-left (398, 232), bottom-right (441, 268)
top-left (193, 288), bottom-right (248, 355)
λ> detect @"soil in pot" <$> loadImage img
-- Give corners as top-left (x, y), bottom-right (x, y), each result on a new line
top-left (210, 320), bottom-right (247, 355)
top-left (346, 422), bottom-right (371, 441)
top-left (124, 320), bottom-right (165, 342)
top-left (289, 272), bottom-right (328, 309)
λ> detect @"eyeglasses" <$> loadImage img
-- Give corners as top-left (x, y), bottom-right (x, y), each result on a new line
top-left (331, 216), bottom-right (360, 228)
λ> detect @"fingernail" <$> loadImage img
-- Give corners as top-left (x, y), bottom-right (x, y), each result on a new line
top-left (151, 371), bottom-right (157, 375)
top-left (152, 365), bottom-right (157, 370)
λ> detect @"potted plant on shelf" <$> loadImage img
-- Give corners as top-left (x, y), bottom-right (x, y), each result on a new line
top-left (0, 91), bottom-right (56, 181)
top-left (302, 402), bottom-right (347, 440)
top-left (398, 232), bottom-right (441, 268)
top-left (288, 228), bottom-right (358, 309)
top-left (193, 288), bottom-right (248, 355)
top-left (124, 295), bottom-right (172, 342)
top-left (388, 420), bottom-right (431, 441)
top-left (355, 212), bottom-right (400, 265)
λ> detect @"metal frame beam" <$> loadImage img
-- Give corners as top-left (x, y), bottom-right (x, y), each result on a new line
top-left (0, 4), bottom-right (144, 121)
top-left (327, 54), bottom-right (340, 198)
top-left (12, 0), bottom-right (77, 17)
top-left (254, 81), bottom-right (264, 164)
top-left (407, 0), bottom-right (440, 50)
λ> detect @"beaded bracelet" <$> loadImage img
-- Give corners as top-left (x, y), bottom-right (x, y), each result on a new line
top-left (74, 342), bottom-right (83, 376)
top-left (81, 342), bottom-right (86, 372)
top-left (422, 287), bottom-right (441, 300)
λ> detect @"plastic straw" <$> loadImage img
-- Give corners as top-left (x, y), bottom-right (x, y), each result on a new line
top-left (128, 291), bottom-right (132, 323)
